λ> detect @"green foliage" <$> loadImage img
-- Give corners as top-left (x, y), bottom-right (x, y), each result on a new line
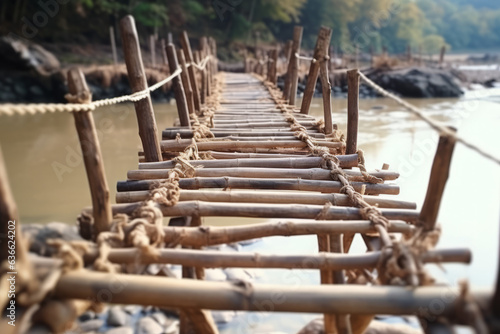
top-left (3, 0), bottom-right (499, 54)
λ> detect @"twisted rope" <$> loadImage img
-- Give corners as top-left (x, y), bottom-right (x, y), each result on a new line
top-left (358, 71), bottom-right (500, 166)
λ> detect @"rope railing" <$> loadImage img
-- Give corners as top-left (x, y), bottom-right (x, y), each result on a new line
top-left (295, 52), bottom-right (316, 63)
top-left (0, 56), bottom-right (212, 117)
top-left (358, 70), bottom-right (500, 166)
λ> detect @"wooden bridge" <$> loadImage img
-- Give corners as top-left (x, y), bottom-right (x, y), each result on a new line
top-left (0, 15), bottom-right (498, 334)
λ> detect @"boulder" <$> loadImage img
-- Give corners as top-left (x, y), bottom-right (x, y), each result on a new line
top-left (365, 67), bottom-right (464, 98)
top-left (0, 35), bottom-right (60, 74)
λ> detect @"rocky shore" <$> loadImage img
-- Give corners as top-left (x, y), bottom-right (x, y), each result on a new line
top-left (1, 36), bottom-right (497, 104)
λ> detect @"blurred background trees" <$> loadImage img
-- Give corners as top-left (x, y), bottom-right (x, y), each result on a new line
top-left (1, 0), bottom-right (499, 56)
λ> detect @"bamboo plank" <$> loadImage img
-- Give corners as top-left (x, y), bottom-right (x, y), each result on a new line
top-left (116, 177), bottom-right (400, 195)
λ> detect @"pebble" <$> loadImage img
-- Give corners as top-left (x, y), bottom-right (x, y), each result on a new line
top-left (123, 304), bottom-right (142, 315)
top-left (107, 306), bottom-right (129, 327)
top-left (106, 327), bottom-right (134, 334)
top-left (164, 320), bottom-right (179, 334)
top-left (136, 317), bottom-right (163, 334)
top-left (78, 311), bottom-right (96, 322)
top-left (150, 312), bottom-right (168, 326)
top-left (79, 318), bottom-right (104, 332)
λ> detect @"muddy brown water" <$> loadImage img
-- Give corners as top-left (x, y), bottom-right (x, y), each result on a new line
top-left (0, 90), bottom-right (499, 333)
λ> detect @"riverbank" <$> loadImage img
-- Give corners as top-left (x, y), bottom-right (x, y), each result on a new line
top-left (1, 36), bottom-right (499, 103)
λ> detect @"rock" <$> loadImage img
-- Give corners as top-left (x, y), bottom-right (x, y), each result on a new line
top-left (164, 320), bottom-right (179, 334)
top-left (79, 318), bottom-right (104, 332)
top-left (150, 312), bottom-right (168, 326)
top-left (23, 222), bottom-right (85, 256)
top-left (0, 35), bottom-right (60, 74)
top-left (106, 326), bottom-right (134, 334)
top-left (78, 311), bottom-right (96, 322)
top-left (107, 306), bottom-right (129, 327)
top-left (136, 317), bottom-right (163, 334)
top-left (212, 311), bottom-right (236, 324)
top-left (365, 67), bottom-right (463, 98)
top-left (123, 305), bottom-right (142, 315)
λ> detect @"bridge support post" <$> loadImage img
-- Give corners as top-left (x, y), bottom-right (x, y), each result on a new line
top-left (120, 15), bottom-right (162, 162)
top-left (181, 31), bottom-right (202, 113)
top-left (166, 44), bottom-right (191, 128)
top-left (67, 68), bottom-right (113, 236)
top-left (346, 69), bottom-right (360, 155)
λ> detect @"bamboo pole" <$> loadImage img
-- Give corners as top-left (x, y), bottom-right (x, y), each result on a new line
top-left (300, 27), bottom-right (332, 115)
top-left (103, 201), bottom-right (419, 222)
top-left (0, 146), bottom-right (34, 311)
top-left (150, 35), bottom-right (156, 67)
top-left (128, 168), bottom-right (399, 182)
top-left (419, 134), bottom-right (456, 231)
top-left (346, 70), bottom-right (360, 155)
top-left (109, 26), bottom-right (118, 65)
top-left (330, 234), bottom-right (352, 334)
top-left (156, 220), bottom-right (414, 248)
top-left (319, 51), bottom-right (333, 135)
top-left (177, 49), bottom-right (195, 116)
top-left (67, 68), bottom-right (112, 235)
top-left (116, 189), bottom-right (416, 210)
top-left (159, 139), bottom-right (344, 153)
top-left (284, 26), bottom-right (303, 105)
top-left (83, 246), bottom-right (470, 269)
top-left (54, 272), bottom-right (491, 315)
top-left (166, 44), bottom-right (190, 128)
top-left (139, 156), bottom-right (359, 170)
top-left (160, 39), bottom-right (168, 66)
top-left (120, 16), bottom-right (162, 162)
top-left (181, 31), bottom-right (201, 112)
top-left (199, 37), bottom-right (208, 104)
top-left (117, 177), bottom-right (400, 196)
top-left (162, 130), bottom-right (324, 139)
top-left (317, 234), bottom-right (334, 332)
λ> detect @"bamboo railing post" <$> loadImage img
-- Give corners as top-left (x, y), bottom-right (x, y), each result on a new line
top-left (120, 15), bottom-right (162, 162)
top-left (109, 26), bottom-right (118, 65)
top-left (150, 35), bottom-right (156, 67)
top-left (419, 133), bottom-right (456, 231)
top-left (331, 234), bottom-right (352, 334)
top-left (284, 26), bottom-right (303, 105)
top-left (492, 216), bottom-right (500, 322)
top-left (317, 234), bottom-right (335, 333)
top-left (194, 50), bottom-right (206, 105)
top-left (160, 39), bottom-right (168, 66)
top-left (284, 40), bottom-right (293, 64)
top-left (346, 69), bottom-right (360, 155)
top-left (166, 44), bottom-right (191, 128)
top-left (0, 145), bottom-right (33, 311)
top-left (167, 32), bottom-right (173, 45)
top-left (177, 48), bottom-right (195, 115)
top-left (67, 68), bottom-right (113, 236)
top-left (181, 31), bottom-right (201, 113)
top-left (270, 49), bottom-right (278, 85)
top-left (266, 50), bottom-right (272, 82)
top-left (300, 27), bottom-right (332, 115)
top-left (200, 37), bottom-right (209, 100)
top-left (319, 51), bottom-right (333, 135)
top-left (439, 46), bottom-right (446, 66)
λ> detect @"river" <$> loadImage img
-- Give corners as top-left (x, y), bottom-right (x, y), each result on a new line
top-left (0, 89), bottom-right (499, 333)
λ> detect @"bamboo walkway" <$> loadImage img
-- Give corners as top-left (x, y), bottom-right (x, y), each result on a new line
top-left (0, 16), bottom-right (498, 334)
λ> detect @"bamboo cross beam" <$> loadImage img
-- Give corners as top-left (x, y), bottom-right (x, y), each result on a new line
top-left (162, 130), bottom-right (325, 139)
top-left (98, 201), bottom-right (419, 222)
top-left (139, 156), bottom-right (359, 170)
top-left (166, 44), bottom-right (190, 128)
top-left (120, 16), bottom-right (162, 162)
top-left (67, 68), bottom-right (112, 235)
top-left (300, 27), bottom-right (332, 115)
top-left (159, 139), bottom-right (344, 153)
top-left (82, 247), bottom-right (471, 269)
top-left (116, 177), bottom-right (400, 195)
top-left (419, 133), bottom-right (456, 231)
top-left (127, 168), bottom-right (399, 182)
top-left (54, 271), bottom-right (492, 316)
top-left (155, 220), bottom-right (414, 247)
top-left (116, 189), bottom-right (416, 209)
